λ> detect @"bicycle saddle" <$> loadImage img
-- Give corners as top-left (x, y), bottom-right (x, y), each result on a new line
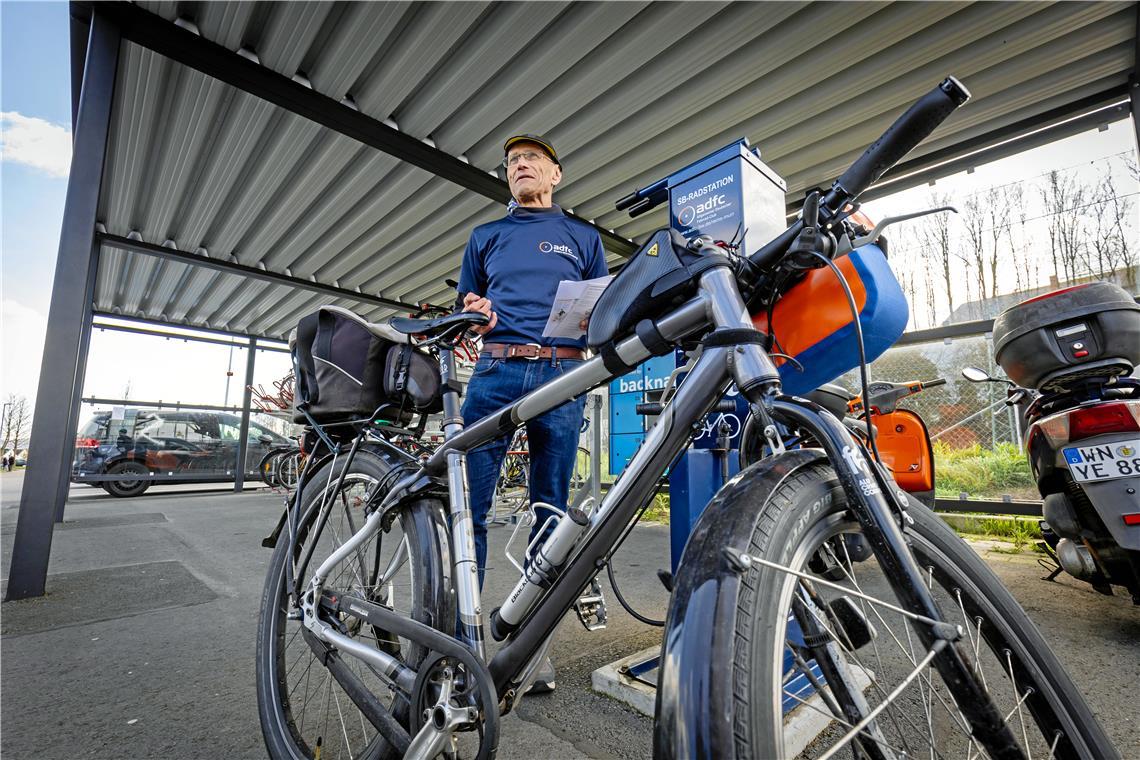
top-left (388, 311), bottom-right (489, 338)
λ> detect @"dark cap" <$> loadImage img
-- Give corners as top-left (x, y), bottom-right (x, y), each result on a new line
top-left (503, 133), bottom-right (560, 166)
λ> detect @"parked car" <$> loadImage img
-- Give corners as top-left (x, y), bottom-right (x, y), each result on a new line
top-left (73, 409), bottom-right (291, 497)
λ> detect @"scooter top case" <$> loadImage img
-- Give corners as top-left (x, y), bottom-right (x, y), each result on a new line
top-left (993, 282), bottom-right (1140, 392)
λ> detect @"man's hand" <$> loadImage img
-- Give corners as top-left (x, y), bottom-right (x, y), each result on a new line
top-left (462, 292), bottom-right (498, 336)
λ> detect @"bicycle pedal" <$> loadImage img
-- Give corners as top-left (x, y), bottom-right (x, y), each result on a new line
top-left (573, 579), bottom-right (607, 631)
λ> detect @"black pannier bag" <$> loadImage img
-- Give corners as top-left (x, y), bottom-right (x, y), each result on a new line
top-left (587, 228), bottom-right (728, 350)
top-left (291, 306), bottom-right (442, 425)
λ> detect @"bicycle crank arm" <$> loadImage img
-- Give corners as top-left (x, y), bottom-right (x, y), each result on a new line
top-left (321, 591), bottom-right (502, 759)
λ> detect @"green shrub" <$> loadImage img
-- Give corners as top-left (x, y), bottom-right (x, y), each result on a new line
top-left (933, 441), bottom-right (1036, 500)
top-left (642, 492), bottom-right (670, 524)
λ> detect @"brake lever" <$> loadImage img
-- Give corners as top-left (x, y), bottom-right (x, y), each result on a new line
top-left (833, 206), bottom-right (958, 258)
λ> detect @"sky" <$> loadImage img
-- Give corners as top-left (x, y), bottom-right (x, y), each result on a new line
top-left (2, 2), bottom-right (71, 407)
top-left (1, 1), bottom-right (1138, 424)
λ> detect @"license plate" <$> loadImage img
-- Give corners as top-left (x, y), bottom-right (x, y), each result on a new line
top-left (1063, 438), bottom-right (1140, 483)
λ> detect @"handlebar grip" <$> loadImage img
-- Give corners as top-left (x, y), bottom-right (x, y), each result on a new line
top-left (713, 399), bottom-right (738, 413)
top-left (831, 77), bottom-right (970, 204)
top-left (923, 378), bottom-right (948, 388)
top-left (615, 191), bottom-right (640, 211)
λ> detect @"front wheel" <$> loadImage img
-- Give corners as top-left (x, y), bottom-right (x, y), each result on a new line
top-left (661, 458), bottom-right (1117, 759)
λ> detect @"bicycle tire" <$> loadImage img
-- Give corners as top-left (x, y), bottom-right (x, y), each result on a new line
top-left (273, 449), bottom-right (303, 491)
top-left (658, 457), bottom-right (1116, 759)
top-left (259, 447), bottom-right (291, 488)
top-left (256, 448), bottom-right (454, 760)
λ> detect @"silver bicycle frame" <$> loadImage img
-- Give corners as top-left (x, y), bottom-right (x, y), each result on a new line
top-left (301, 263), bottom-right (781, 702)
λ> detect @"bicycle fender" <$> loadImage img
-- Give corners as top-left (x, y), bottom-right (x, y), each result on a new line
top-left (259, 438), bottom-right (420, 549)
top-left (653, 448), bottom-right (828, 760)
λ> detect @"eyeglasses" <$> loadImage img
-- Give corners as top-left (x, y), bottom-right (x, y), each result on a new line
top-left (502, 150), bottom-right (551, 169)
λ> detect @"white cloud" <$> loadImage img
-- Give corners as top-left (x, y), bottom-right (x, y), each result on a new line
top-left (0, 112), bottom-right (72, 178)
top-left (1, 299), bottom-right (48, 404)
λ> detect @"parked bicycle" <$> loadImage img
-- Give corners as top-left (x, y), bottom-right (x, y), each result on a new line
top-left (490, 418), bottom-right (592, 522)
top-left (256, 78), bottom-right (1115, 760)
top-left (257, 442), bottom-right (304, 491)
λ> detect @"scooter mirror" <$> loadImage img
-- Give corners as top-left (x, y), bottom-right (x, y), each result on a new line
top-left (961, 366), bottom-right (991, 383)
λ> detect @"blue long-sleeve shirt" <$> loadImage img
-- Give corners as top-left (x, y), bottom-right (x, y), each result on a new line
top-left (457, 205), bottom-right (608, 349)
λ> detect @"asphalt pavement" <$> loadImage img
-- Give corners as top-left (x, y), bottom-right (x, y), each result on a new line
top-left (1, 469), bottom-right (1137, 758)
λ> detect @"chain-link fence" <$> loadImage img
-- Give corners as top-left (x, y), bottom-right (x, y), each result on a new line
top-left (834, 333), bottom-right (1039, 500)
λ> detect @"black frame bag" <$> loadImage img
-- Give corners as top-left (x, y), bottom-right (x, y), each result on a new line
top-left (587, 228), bottom-right (728, 350)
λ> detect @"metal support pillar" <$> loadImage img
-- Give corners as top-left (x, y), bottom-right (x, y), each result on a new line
top-left (55, 242), bottom-right (101, 523)
top-left (1131, 3), bottom-right (1139, 161)
top-left (1130, 77), bottom-right (1140, 160)
top-left (6, 12), bottom-right (120, 601)
top-left (233, 339), bottom-right (257, 492)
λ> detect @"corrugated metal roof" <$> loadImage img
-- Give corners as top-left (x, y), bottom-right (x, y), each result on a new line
top-left (89, 1), bottom-right (1136, 339)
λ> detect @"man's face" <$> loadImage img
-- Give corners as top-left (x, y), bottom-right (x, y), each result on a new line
top-left (506, 142), bottom-right (561, 202)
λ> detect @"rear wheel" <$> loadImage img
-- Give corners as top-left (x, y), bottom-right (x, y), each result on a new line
top-left (102, 461), bottom-right (151, 497)
top-left (256, 449), bottom-right (454, 760)
top-left (732, 462), bottom-right (1116, 759)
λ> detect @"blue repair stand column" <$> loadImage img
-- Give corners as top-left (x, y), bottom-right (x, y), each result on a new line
top-left (598, 141), bottom-right (834, 724)
top-left (665, 142), bottom-right (785, 568)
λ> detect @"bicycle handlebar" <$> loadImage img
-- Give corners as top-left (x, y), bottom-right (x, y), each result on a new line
top-left (824, 77), bottom-right (970, 213)
top-left (747, 77), bottom-right (969, 272)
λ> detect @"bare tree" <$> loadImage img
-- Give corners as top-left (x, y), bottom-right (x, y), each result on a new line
top-left (1087, 171), bottom-right (1124, 279)
top-left (920, 192), bottom-right (956, 320)
top-left (961, 194), bottom-right (988, 315)
top-left (2, 394), bottom-right (32, 454)
top-left (1040, 170), bottom-right (1088, 284)
top-left (891, 225), bottom-right (922, 327)
top-left (1007, 183), bottom-right (1037, 292)
top-left (984, 186), bottom-right (1007, 298)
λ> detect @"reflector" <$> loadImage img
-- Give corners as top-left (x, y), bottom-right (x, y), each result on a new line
top-left (1069, 402), bottom-right (1140, 443)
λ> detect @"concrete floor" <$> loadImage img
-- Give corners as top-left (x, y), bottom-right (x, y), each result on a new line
top-left (1, 469), bottom-right (1137, 759)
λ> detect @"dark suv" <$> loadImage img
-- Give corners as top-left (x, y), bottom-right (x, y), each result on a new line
top-left (73, 409), bottom-right (291, 497)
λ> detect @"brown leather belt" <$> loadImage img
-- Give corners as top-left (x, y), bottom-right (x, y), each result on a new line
top-left (482, 343), bottom-right (585, 361)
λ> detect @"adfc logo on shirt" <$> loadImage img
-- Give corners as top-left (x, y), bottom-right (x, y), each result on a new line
top-left (538, 241), bottom-right (577, 261)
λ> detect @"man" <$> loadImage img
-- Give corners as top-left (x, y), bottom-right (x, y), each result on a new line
top-left (458, 134), bottom-right (608, 692)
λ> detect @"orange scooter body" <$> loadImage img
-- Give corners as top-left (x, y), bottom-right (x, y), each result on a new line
top-left (871, 408), bottom-right (934, 494)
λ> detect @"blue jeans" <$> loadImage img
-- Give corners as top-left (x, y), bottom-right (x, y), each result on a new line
top-left (462, 355), bottom-right (586, 586)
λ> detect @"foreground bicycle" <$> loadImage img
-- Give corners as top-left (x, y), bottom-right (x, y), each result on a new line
top-left (256, 78), bottom-right (1117, 759)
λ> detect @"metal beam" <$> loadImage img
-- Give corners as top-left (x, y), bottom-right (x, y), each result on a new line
top-left (935, 499), bottom-right (1042, 518)
top-left (68, 4), bottom-right (91, 131)
top-left (93, 310), bottom-right (290, 346)
top-left (81, 397), bottom-right (245, 412)
top-left (7, 11), bottom-right (120, 600)
top-left (895, 319), bottom-right (994, 347)
top-left (96, 1), bottom-right (637, 259)
top-left (233, 338), bottom-right (257, 492)
top-left (785, 86), bottom-right (1131, 214)
top-left (98, 233), bottom-right (425, 313)
top-left (893, 295), bottom-right (1139, 347)
top-left (860, 98), bottom-right (1131, 206)
top-left (91, 320), bottom-right (289, 353)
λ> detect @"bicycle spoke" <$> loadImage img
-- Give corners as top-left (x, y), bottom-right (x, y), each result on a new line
top-left (817, 642), bottom-right (945, 760)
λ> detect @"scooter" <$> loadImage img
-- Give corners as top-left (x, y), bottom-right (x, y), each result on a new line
top-left (741, 377), bottom-right (944, 507)
top-left (963, 365), bottom-right (1140, 603)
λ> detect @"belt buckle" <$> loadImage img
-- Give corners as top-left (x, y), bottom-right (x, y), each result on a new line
top-left (520, 342), bottom-right (543, 360)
